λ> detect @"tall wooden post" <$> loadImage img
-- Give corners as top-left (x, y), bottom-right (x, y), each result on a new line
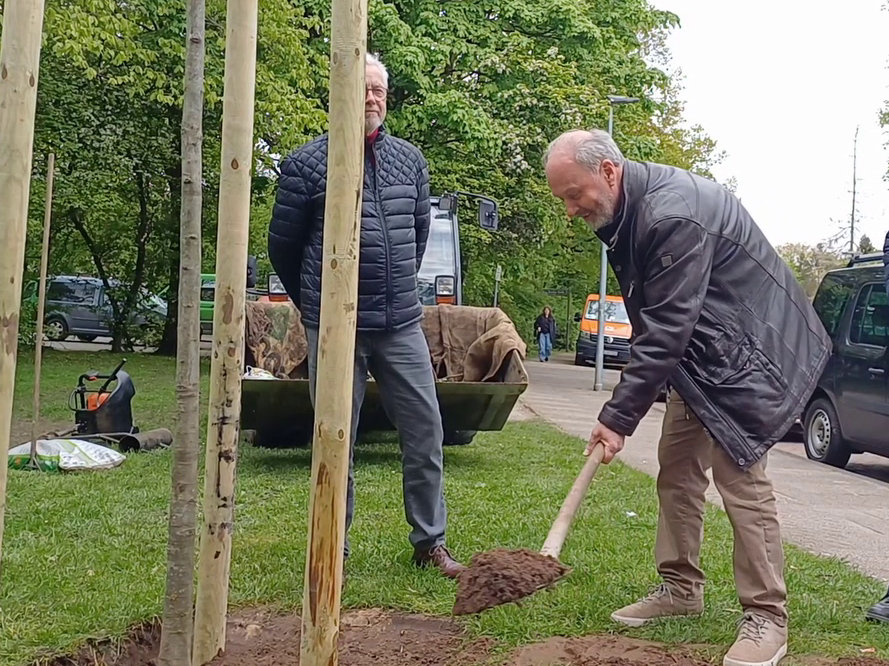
top-left (299, 0), bottom-right (367, 662)
top-left (191, 0), bottom-right (257, 661)
top-left (0, 0), bottom-right (48, 558)
top-left (30, 152), bottom-right (55, 467)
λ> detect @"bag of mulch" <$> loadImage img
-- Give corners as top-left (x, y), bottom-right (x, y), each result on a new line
top-left (7, 439), bottom-right (126, 472)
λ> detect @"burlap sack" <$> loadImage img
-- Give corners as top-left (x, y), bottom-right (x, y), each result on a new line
top-left (244, 300), bottom-right (307, 379)
top-left (245, 300), bottom-right (526, 383)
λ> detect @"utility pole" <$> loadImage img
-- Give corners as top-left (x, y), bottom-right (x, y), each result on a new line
top-left (594, 95), bottom-right (638, 391)
top-left (849, 125), bottom-right (859, 255)
top-left (493, 264), bottom-right (502, 307)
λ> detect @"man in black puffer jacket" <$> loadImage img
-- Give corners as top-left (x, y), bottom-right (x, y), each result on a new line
top-left (545, 129), bottom-right (831, 666)
top-left (268, 53), bottom-right (463, 579)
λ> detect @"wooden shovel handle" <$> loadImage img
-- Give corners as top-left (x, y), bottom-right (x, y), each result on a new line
top-left (539, 443), bottom-right (605, 559)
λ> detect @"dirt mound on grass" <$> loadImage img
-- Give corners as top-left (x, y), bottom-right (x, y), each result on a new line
top-left (38, 608), bottom-right (889, 666)
top-left (453, 548), bottom-right (570, 615)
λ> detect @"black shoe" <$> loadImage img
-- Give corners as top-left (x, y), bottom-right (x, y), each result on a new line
top-left (866, 596), bottom-right (889, 623)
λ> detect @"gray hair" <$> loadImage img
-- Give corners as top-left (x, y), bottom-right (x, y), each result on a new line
top-left (366, 52), bottom-right (389, 88)
top-left (543, 129), bottom-right (625, 172)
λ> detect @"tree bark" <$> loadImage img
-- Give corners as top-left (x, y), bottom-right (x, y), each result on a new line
top-left (67, 208), bottom-right (131, 351)
top-left (156, 163), bottom-right (183, 356)
top-left (126, 170), bottom-right (154, 326)
top-left (30, 153), bottom-right (54, 466)
top-left (192, 0), bottom-right (257, 661)
top-left (157, 0), bottom-right (205, 661)
top-left (0, 0), bottom-right (48, 560)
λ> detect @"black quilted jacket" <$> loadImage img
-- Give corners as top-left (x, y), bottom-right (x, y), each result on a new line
top-left (268, 127), bottom-right (431, 331)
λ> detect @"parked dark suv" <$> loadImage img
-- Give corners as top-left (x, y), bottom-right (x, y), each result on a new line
top-left (23, 275), bottom-right (167, 342)
top-left (804, 253), bottom-right (889, 467)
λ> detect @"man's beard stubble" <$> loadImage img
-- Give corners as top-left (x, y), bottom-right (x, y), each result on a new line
top-left (365, 112), bottom-right (382, 136)
top-left (585, 189), bottom-right (617, 231)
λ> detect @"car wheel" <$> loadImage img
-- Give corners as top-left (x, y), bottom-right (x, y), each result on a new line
top-left (443, 430), bottom-right (476, 446)
top-left (803, 398), bottom-right (851, 468)
top-left (574, 353), bottom-right (583, 366)
top-left (44, 317), bottom-right (69, 341)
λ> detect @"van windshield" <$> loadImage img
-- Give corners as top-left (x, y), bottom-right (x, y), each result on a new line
top-left (585, 299), bottom-right (631, 324)
top-left (417, 204), bottom-right (457, 305)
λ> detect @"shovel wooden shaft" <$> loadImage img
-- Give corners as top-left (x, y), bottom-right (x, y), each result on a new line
top-left (539, 443), bottom-right (605, 559)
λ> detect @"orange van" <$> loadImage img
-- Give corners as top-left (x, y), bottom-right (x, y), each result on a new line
top-left (573, 294), bottom-right (633, 367)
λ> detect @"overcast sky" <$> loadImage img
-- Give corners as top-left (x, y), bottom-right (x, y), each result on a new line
top-left (650, 0), bottom-right (889, 251)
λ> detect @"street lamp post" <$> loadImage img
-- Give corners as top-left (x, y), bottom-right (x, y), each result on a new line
top-left (594, 94), bottom-right (639, 391)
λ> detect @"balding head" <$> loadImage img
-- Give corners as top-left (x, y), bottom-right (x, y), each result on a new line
top-left (543, 129), bottom-right (625, 171)
top-left (544, 129), bottom-right (625, 230)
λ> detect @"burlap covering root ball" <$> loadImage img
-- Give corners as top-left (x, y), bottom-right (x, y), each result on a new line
top-left (245, 300), bottom-right (527, 382)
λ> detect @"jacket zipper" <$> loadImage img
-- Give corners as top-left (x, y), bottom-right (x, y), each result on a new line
top-left (371, 141), bottom-right (393, 329)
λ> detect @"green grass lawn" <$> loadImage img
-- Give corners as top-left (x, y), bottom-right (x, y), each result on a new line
top-left (2, 350), bottom-right (889, 664)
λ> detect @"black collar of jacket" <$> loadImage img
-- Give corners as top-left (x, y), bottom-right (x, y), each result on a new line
top-left (595, 160), bottom-right (647, 249)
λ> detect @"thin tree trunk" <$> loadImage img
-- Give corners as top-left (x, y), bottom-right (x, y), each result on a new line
top-left (157, 163), bottom-right (183, 356)
top-left (157, 0), bottom-right (205, 662)
top-left (126, 170), bottom-right (154, 322)
top-left (0, 0), bottom-right (48, 561)
top-left (30, 153), bottom-right (54, 467)
top-left (192, 0), bottom-right (257, 660)
top-left (68, 208), bottom-right (132, 351)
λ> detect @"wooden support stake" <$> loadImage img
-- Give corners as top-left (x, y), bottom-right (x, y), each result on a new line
top-left (30, 152), bottom-right (54, 468)
top-left (299, 0), bottom-right (367, 663)
top-left (157, 0), bottom-right (205, 659)
top-left (191, 0), bottom-right (257, 662)
top-left (0, 0), bottom-right (48, 556)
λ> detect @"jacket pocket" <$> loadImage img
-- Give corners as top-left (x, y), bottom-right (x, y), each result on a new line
top-left (701, 333), bottom-right (788, 392)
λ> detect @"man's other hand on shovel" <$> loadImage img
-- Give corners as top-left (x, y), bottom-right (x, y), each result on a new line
top-left (586, 422), bottom-right (625, 463)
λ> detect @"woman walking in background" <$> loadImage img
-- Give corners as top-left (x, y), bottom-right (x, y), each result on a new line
top-left (535, 306), bottom-right (556, 362)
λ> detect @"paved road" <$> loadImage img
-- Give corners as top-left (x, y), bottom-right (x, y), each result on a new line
top-left (519, 352), bottom-right (889, 583)
top-left (44, 336), bottom-right (213, 355)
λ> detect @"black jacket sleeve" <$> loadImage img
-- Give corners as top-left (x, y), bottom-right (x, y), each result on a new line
top-left (267, 154), bottom-right (315, 309)
top-left (598, 217), bottom-right (713, 436)
top-left (414, 157), bottom-right (431, 270)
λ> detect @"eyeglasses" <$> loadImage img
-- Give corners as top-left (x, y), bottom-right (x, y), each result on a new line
top-left (366, 86), bottom-right (388, 100)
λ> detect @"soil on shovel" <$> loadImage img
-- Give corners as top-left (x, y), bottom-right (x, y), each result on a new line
top-left (38, 607), bottom-right (889, 666)
top-left (453, 547), bottom-right (570, 615)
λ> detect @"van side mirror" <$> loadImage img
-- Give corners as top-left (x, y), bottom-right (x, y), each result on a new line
top-left (438, 194), bottom-right (456, 213)
top-left (246, 255), bottom-right (258, 288)
top-left (574, 312), bottom-right (581, 323)
top-left (478, 199), bottom-right (498, 231)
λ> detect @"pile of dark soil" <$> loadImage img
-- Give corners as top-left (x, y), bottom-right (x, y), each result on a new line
top-left (453, 547), bottom-right (570, 615)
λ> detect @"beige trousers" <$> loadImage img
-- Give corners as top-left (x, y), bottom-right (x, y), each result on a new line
top-left (655, 390), bottom-right (787, 622)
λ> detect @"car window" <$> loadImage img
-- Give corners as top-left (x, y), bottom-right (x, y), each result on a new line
top-left (585, 299), bottom-right (631, 324)
top-left (46, 281), bottom-right (80, 302)
top-left (812, 272), bottom-right (856, 337)
top-left (849, 284), bottom-right (889, 347)
top-left (75, 283), bottom-right (97, 304)
top-left (417, 207), bottom-right (457, 282)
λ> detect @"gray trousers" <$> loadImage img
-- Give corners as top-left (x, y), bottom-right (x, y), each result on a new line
top-left (305, 323), bottom-right (448, 555)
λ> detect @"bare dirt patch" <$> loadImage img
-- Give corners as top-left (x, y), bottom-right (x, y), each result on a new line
top-left (38, 608), bottom-right (889, 666)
